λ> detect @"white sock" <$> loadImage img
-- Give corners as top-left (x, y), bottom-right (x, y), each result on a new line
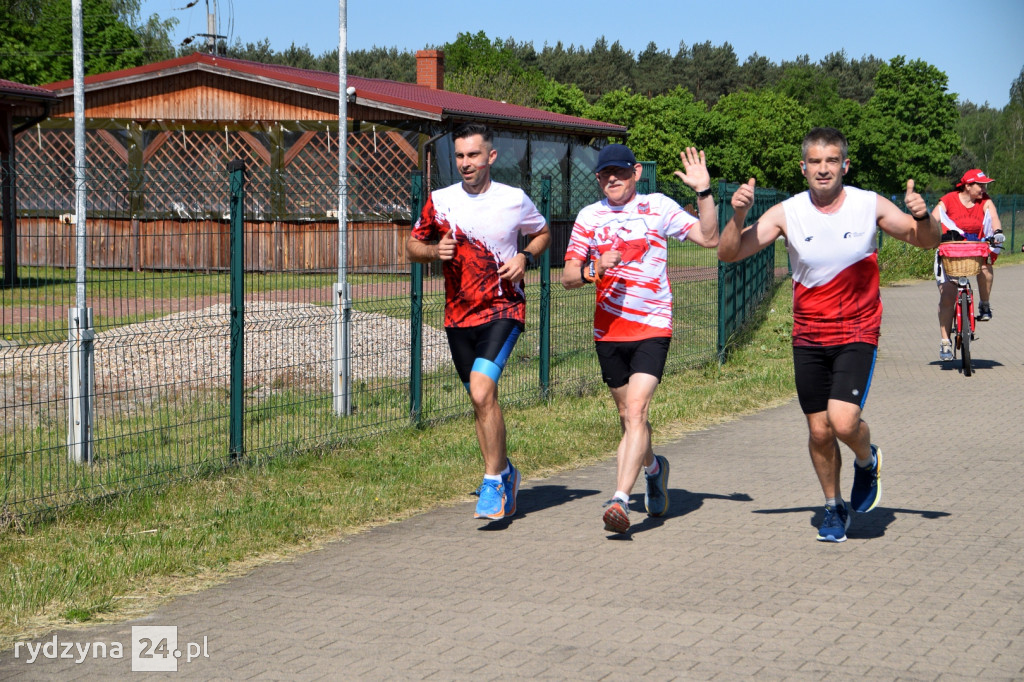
top-left (500, 462), bottom-right (511, 477)
top-left (484, 473), bottom-right (502, 482)
top-left (614, 491), bottom-right (629, 504)
top-left (855, 453), bottom-right (876, 468)
top-left (645, 458), bottom-right (660, 476)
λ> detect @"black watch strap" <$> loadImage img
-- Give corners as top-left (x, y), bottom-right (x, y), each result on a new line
top-left (695, 187), bottom-right (714, 199)
top-left (520, 250), bottom-right (536, 268)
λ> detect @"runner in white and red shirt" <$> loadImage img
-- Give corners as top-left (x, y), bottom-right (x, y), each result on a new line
top-left (562, 144), bottom-right (719, 534)
top-left (719, 127), bottom-right (940, 543)
top-left (407, 123), bottom-right (550, 523)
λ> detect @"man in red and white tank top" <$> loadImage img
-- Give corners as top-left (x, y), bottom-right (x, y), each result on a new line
top-left (719, 127), bottom-right (940, 543)
top-left (561, 144), bottom-right (720, 534)
top-left (931, 169), bottom-right (1003, 356)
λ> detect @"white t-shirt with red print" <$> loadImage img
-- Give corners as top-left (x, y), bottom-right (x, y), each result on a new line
top-left (565, 193), bottom-right (698, 342)
top-left (411, 181), bottom-right (546, 328)
top-left (783, 186), bottom-right (882, 347)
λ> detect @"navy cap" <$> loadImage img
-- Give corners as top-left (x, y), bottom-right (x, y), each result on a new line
top-left (595, 144), bottom-right (637, 172)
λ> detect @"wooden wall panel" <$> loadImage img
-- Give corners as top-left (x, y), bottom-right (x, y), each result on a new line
top-left (8, 218), bottom-right (413, 273)
top-left (50, 73), bottom-right (343, 121)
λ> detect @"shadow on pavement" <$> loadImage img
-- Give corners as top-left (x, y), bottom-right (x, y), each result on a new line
top-left (605, 489), bottom-right (754, 539)
top-left (753, 506), bottom-right (951, 539)
top-left (930, 359), bottom-right (1004, 372)
top-left (477, 484), bottom-right (601, 531)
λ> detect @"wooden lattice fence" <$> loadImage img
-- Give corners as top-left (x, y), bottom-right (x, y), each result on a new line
top-left (5, 120), bottom-right (421, 273)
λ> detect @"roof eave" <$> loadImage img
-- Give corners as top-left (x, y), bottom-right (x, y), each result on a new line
top-left (441, 109), bottom-right (626, 136)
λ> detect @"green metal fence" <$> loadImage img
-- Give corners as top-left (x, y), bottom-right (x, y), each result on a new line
top-left (1, 160), bottom-right (785, 518)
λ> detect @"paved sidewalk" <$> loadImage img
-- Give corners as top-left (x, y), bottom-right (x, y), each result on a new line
top-left (3, 267), bottom-right (1023, 680)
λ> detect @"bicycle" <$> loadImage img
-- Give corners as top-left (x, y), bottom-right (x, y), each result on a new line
top-left (937, 240), bottom-right (991, 376)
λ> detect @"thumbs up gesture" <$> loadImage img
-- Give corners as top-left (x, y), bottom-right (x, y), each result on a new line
top-left (904, 179), bottom-right (928, 219)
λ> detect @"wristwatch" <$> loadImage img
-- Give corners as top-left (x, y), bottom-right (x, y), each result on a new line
top-left (695, 187), bottom-right (714, 199)
top-left (520, 250), bottom-right (536, 268)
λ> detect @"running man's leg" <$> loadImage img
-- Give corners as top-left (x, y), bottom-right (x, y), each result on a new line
top-left (827, 343), bottom-right (876, 466)
top-left (805, 411), bottom-right (842, 500)
top-left (608, 373), bottom-right (659, 496)
top-left (468, 373), bottom-right (508, 475)
top-left (446, 320), bottom-right (523, 475)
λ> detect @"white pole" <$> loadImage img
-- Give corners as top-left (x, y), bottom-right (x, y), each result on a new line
top-left (333, 0), bottom-right (351, 415)
top-left (68, 0), bottom-right (94, 464)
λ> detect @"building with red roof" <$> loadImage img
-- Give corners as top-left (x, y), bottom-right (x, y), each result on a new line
top-left (7, 51), bottom-right (626, 273)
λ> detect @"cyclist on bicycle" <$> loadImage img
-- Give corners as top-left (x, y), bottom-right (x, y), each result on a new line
top-left (933, 169), bottom-right (1004, 361)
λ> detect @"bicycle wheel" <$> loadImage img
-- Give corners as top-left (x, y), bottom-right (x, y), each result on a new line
top-left (959, 288), bottom-right (972, 376)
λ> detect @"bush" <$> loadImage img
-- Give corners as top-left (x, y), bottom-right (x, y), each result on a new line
top-left (877, 236), bottom-right (935, 285)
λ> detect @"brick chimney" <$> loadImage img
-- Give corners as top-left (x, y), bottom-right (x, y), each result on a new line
top-left (416, 50), bottom-right (445, 90)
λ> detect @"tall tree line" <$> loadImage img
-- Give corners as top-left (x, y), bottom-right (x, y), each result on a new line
top-left (1, 7), bottom-right (1020, 195)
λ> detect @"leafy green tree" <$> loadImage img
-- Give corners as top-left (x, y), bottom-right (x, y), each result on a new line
top-left (0, 0), bottom-right (173, 84)
top-left (635, 42), bottom-right (674, 97)
top-left (819, 51), bottom-right (883, 104)
top-left (678, 41), bottom-right (740, 105)
top-left (852, 56), bottom-right (959, 193)
top-left (441, 31), bottom-right (548, 106)
top-left (589, 86), bottom-right (710, 191)
top-left (535, 79), bottom-right (592, 117)
top-left (737, 52), bottom-right (779, 91)
top-left (956, 102), bottom-right (1001, 174)
top-left (344, 47), bottom-right (416, 80)
top-left (705, 89), bottom-right (810, 194)
top-left (988, 68), bottom-right (1024, 193)
top-left (573, 37), bottom-right (635, 101)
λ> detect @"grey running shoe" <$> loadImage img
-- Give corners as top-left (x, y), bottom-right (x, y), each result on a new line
top-left (602, 498), bottom-right (630, 533)
top-left (644, 455), bottom-right (670, 517)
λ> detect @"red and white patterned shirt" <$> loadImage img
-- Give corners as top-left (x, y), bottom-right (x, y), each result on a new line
top-left (411, 181), bottom-right (546, 328)
top-left (565, 193), bottom-right (698, 342)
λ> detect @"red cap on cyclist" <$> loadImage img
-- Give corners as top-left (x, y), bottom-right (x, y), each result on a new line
top-left (957, 169), bottom-right (995, 187)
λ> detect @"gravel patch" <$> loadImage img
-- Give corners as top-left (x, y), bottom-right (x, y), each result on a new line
top-left (2, 302), bottom-right (451, 428)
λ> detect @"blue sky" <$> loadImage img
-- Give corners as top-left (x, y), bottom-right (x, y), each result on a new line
top-left (140, 0), bottom-right (1024, 108)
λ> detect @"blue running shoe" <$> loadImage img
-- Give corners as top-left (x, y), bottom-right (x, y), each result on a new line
top-left (816, 503), bottom-right (850, 543)
top-left (644, 454), bottom-right (670, 517)
top-left (850, 445), bottom-right (882, 513)
top-left (473, 479), bottom-right (505, 520)
top-left (501, 461), bottom-right (521, 518)
top-left (602, 498), bottom-right (630, 534)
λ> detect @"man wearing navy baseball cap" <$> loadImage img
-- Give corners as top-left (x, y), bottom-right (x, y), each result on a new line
top-left (594, 144), bottom-right (637, 173)
top-left (561, 142), bottom-right (720, 534)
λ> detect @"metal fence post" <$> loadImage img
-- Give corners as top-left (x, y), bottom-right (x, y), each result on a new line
top-left (410, 171), bottom-right (424, 425)
top-left (538, 176), bottom-right (552, 398)
top-left (716, 180), bottom-right (729, 363)
top-left (228, 158), bottom-right (246, 460)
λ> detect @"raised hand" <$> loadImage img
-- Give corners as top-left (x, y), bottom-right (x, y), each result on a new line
top-left (673, 147), bottom-right (711, 192)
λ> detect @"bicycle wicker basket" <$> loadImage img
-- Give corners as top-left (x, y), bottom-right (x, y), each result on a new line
top-left (938, 241), bottom-right (989, 277)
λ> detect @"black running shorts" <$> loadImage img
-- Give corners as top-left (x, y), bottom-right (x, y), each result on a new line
top-left (792, 342), bottom-right (877, 415)
top-left (595, 337), bottom-right (671, 389)
top-left (444, 318), bottom-right (524, 388)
